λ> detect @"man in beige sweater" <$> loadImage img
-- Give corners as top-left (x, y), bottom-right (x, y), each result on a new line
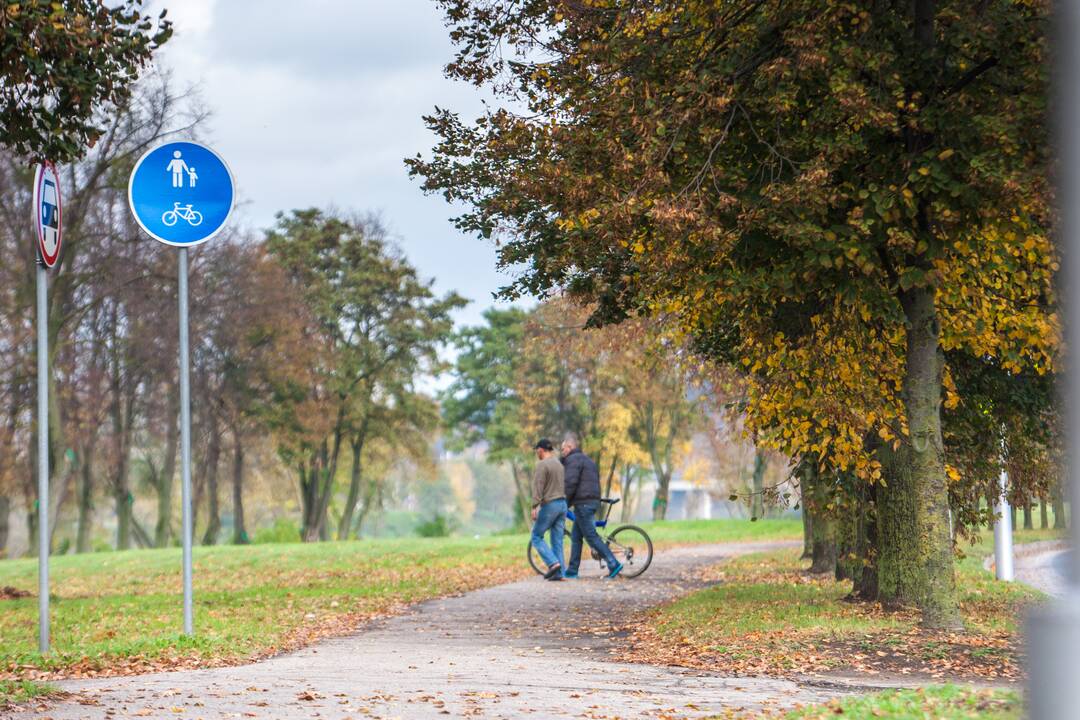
top-left (530, 438), bottom-right (567, 580)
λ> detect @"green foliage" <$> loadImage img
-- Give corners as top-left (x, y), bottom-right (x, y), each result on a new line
top-left (415, 513), bottom-right (454, 538)
top-left (441, 307), bottom-right (528, 463)
top-left (252, 518), bottom-right (301, 544)
top-left (0, 1), bottom-right (172, 161)
top-left (785, 685), bottom-right (1020, 720)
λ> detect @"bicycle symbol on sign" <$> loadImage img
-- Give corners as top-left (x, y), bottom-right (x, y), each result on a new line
top-left (162, 202), bottom-right (203, 227)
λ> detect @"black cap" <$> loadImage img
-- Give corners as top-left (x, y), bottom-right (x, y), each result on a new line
top-left (534, 438), bottom-right (554, 451)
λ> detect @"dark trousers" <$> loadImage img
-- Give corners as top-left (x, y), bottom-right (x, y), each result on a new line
top-left (567, 500), bottom-right (618, 573)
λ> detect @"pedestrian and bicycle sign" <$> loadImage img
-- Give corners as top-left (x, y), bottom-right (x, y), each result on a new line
top-left (126, 140), bottom-right (236, 638)
top-left (128, 141), bottom-right (234, 246)
top-left (32, 162), bottom-right (62, 268)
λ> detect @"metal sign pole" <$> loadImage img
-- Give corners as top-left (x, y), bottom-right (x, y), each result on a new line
top-left (36, 263), bottom-right (49, 653)
top-left (178, 247), bottom-right (194, 635)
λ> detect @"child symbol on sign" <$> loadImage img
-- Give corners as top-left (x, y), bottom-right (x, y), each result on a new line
top-left (187, 166), bottom-right (198, 188)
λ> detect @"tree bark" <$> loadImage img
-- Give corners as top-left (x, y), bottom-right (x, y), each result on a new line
top-left (801, 506), bottom-right (813, 560)
top-left (155, 386), bottom-right (180, 547)
top-left (0, 495), bottom-right (9, 558)
top-left (803, 465), bottom-right (838, 574)
top-left (1053, 480), bottom-right (1067, 529)
top-left (877, 286), bottom-right (961, 629)
top-left (1040, 495), bottom-right (1049, 530)
top-left (76, 443), bottom-right (95, 553)
top-left (353, 476), bottom-right (379, 537)
top-left (509, 460), bottom-right (531, 527)
top-left (751, 448), bottom-right (767, 519)
top-left (201, 426), bottom-right (221, 545)
top-left (337, 431), bottom-right (366, 540)
top-left (232, 430), bottom-right (248, 544)
top-left (1023, 501), bottom-right (1033, 531)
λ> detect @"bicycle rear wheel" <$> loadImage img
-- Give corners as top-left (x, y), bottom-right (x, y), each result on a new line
top-left (526, 540), bottom-right (545, 575)
top-left (606, 525), bottom-right (653, 577)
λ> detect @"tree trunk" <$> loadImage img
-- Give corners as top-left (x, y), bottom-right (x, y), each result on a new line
top-left (601, 455), bottom-right (619, 521)
top-left (1040, 496), bottom-right (1049, 530)
top-left (337, 433), bottom-right (366, 540)
top-left (803, 465), bottom-right (838, 574)
top-left (652, 471), bottom-right (671, 521)
top-left (353, 475), bottom-right (380, 537)
top-left (115, 484), bottom-right (132, 551)
top-left (232, 431), bottom-right (248, 544)
top-left (810, 514), bottom-right (839, 575)
top-left (877, 286), bottom-right (960, 629)
top-left (155, 387), bottom-right (180, 547)
top-left (202, 427), bottom-right (221, 545)
top-left (801, 506), bottom-right (813, 560)
top-left (26, 506), bottom-right (38, 556)
top-left (751, 449), bottom-right (767, 519)
top-left (0, 495), bottom-right (9, 558)
top-left (509, 460), bottom-right (531, 527)
top-left (76, 444), bottom-right (95, 553)
top-left (1053, 481), bottom-right (1067, 529)
top-left (1023, 501), bottom-right (1033, 531)
top-left (304, 426), bottom-right (345, 542)
top-left (853, 481), bottom-right (880, 600)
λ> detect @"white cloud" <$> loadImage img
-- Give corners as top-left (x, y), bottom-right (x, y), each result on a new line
top-left (149, 0), bottom-right (522, 328)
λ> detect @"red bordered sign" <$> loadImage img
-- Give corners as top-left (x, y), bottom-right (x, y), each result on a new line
top-left (32, 162), bottom-right (63, 268)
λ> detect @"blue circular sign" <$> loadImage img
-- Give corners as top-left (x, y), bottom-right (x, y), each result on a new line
top-left (128, 141), bottom-right (234, 247)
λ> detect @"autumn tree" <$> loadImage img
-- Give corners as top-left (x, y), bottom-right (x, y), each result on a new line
top-left (411, 0), bottom-right (1052, 628)
top-left (266, 210), bottom-right (464, 542)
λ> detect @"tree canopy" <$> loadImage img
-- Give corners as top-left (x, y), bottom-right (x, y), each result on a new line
top-left (1, 0), bottom-right (172, 161)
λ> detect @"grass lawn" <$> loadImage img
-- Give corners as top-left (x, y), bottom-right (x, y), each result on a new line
top-left (784, 685), bottom-right (1021, 719)
top-left (0, 517), bottom-right (800, 700)
top-left (627, 528), bottom-right (1061, 682)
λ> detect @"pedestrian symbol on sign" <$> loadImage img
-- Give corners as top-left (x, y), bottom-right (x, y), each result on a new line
top-left (167, 150), bottom-right (194, 188)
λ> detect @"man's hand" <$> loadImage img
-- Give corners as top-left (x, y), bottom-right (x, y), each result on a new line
top-left (531, 507), bottom-right (539, 521)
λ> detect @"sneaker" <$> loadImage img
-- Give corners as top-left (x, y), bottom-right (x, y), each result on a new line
top-left (562, 571), bottom-right (578, 579)
top-left (543, 563), bottom-right (562, 580)
top-left (546, 574), bottom-right (564, 582)
top-left (605, 562), bottom-right (624, 579)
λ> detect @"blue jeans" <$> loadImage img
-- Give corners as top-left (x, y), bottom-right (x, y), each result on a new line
top-left (568, 500), bottom-right (618, 573)
top-left (530, 498), bottom-right (567, 569)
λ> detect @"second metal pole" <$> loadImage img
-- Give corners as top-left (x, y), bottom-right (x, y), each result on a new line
top-left (36, 264), bottom-right (49, 653)
top-left (993, 466), bottom-right (1014, 582)
top-left (178, 248), bottom-right (193, 635)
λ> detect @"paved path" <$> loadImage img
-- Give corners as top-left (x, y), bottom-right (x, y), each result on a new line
top-left (21, 541), bottom-right (847, 720)
top-left (1014, 542), bottom-right (1071, 597)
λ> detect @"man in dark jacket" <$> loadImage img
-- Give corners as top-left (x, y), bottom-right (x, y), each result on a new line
top-left (561, 433), bottom-right (623, 579)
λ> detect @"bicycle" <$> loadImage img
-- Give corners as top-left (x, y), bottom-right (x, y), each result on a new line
top-left (161, 202), bottom-right (204, 227)
top-left (527, 497), bottom-right (653, 578)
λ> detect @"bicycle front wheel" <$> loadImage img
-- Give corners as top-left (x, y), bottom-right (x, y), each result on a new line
top-left (607, 525), bottom-right (653, 578)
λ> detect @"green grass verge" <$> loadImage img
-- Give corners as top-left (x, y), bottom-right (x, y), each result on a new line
top-left (0, 679), bottom-right (61, 708)
top-left (0, 518), bottom-right (799, 678)
top-left (784, 685), bottom-right (1021, 719)
top-left (640, 528), bottom-right (1058, 678)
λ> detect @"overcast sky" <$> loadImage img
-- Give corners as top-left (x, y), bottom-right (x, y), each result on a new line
top-left (154, 0), bottom-right (522, 328)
